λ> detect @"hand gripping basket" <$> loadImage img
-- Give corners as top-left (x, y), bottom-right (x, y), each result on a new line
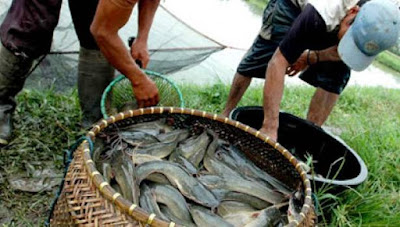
top-left (49, 107), bottom-right (315, 226)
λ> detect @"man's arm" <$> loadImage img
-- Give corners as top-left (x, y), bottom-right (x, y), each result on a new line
top-left (260, 4), bottom-right (328, 140)
top-left (90, 0), bottom-right (159, 108)
top-left (286, 45), bottom-right (341, 76)
top-left (260, 48), bottom-right (289, 141)
top-left (130, 0), bottom-right (160, 69)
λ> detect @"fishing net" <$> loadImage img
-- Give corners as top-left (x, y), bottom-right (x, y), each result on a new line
top-left (0, 1), bottom-right (226, 92)
top-left (101, 71), bottom-right (184, 119)
top-left (49, 107), bottom-right (316, 226)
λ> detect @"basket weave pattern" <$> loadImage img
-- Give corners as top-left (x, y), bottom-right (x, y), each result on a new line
top-left (51, 107), bottom-right (315, 227)
top-left (51, 143), bottom-right (138, 226)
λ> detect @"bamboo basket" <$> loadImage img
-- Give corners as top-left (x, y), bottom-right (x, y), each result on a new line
top-left (50, 107), bottom-right (316, 227)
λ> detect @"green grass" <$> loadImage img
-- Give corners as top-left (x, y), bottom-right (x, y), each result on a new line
top-left (0, 89), bottom-right (83, 226)
top-left (1, 84), bottom-right (399, 226)
top-left (374, 51), bottom-right (400, 77)
top-left (242, 0), bottom-right (268, 14)
top-left (183, 84), bottom-right (400, 226)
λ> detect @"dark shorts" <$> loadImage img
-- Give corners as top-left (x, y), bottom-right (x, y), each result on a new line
top-left (299, 62), bottom-right (350, 94)
top-left (0, 0), bottom-right (99, 58)
top-left (0, 0), bottom-right (62, 58)
top-left (237, 35), bottom-right (278, 80)
top-left (237, 35), bottom-right (350, 94)
top-left (237, 0), bottom-right (350, 95)
top-left (68, 0), bottom-right (101, 50)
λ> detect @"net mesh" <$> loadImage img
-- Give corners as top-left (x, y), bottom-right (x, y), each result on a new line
top-left (0, 1), bottom-right (226, 92)
top-left (102, 72), bottom-right (184, 118)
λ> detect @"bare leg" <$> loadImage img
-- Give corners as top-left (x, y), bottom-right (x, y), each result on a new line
top-left (222, 73), bottom-right (252, 117)
top-left (307, 88), bottom-right (339, 126)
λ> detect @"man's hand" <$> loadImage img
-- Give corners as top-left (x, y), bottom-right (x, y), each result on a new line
top-left (286, 46), bottom-right (340, 76)
top-left (287, 49), bottom-right (321, 76)
top-left (130, 74), bottom-right (159, 108)
top-left (286, 50), bottom-right (309, 76)
top-left (130, 39), bottom-right (150, 69)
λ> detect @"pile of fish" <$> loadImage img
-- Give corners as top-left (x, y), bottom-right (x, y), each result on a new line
top-left (93, 118), bottom-right (304, 226)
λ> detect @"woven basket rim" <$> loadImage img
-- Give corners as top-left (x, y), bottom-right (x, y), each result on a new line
top-left (82, 107), bottom-right (313, 227)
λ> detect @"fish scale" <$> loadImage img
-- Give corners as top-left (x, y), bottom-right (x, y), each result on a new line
top-left (136, 160), bottom-right (219, 208)
top-left (93, 119), bottom-right (293, 226)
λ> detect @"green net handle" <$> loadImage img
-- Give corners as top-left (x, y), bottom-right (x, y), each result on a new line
top-left (101, 69), bottom-right (184, 119)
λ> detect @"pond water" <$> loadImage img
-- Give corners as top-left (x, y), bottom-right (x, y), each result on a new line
top-left (164, 0), bottom-right (400, 89)
top-left (1, 0), bottom-right (399, 91)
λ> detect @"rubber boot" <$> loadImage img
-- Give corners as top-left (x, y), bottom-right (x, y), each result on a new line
top-left (78, 47), bottom-right (114, 129)
top-left (0, 43), bottom-right (33, 146)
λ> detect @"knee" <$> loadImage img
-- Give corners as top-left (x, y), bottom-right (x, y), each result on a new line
top-left (233, 73), bottom-right (252, 86)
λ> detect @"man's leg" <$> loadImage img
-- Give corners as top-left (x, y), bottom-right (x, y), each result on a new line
top-left (306, 88), bottom-right (339, 126)
top-left (222, 73), bottom-right (252, 117)
top-left (300, 61), bottom-right (350, 126)
top-left (0, 43), bottom-right (33, 145)
top-left (0, 0), bottom-right (61, 145)
top-left (77, 47), bottom-right (114, 128)
top-left (222, 35), bottom-right (278, 117)
top-left (69, 0), bottom-right (115, 128)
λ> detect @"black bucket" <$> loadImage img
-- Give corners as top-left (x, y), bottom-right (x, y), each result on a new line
top-left (230, 106), bottom-right (368, 193)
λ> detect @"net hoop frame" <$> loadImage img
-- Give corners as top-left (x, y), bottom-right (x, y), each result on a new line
top-left (101, 70), bottom-right (184, 119)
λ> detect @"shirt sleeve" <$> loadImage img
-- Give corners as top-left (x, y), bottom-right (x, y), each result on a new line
top-left (279, 4), bottom-right (327, 65)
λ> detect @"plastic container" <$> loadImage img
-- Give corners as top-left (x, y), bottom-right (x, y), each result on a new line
top-left (230, 106), bottom-right (368, 193)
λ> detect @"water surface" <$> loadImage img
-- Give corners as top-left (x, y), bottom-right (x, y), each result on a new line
top-left (164, 0), bottom-right (400, 89)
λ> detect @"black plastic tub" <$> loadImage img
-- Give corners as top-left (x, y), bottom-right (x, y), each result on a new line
top-left (230, 106), bottom-right (368, 193)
